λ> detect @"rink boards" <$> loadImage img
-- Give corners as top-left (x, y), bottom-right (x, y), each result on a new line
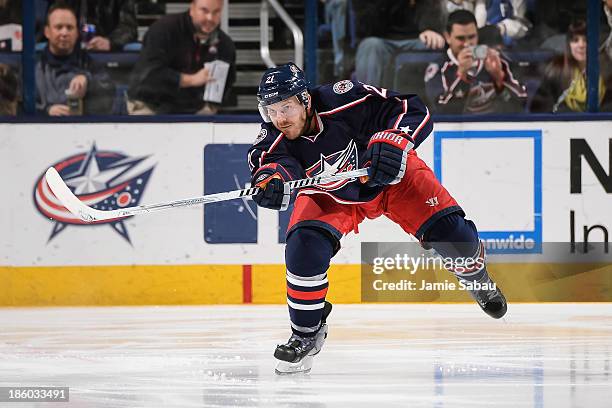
top-left (1, 120), bottom-right (611, 305)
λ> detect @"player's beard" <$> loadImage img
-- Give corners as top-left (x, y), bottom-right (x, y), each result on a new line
top-left (278, 105), bottom-right (314, 140)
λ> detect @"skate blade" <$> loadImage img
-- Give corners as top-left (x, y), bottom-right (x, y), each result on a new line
top-left (275, 356), bottom-right (313, 375)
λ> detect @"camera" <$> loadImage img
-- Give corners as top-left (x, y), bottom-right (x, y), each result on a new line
top-left (468, 45), bottom-right (488, 60)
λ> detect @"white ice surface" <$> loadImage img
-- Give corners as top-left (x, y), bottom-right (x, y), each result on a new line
top-left (0, 304), bottom-right (611, 408)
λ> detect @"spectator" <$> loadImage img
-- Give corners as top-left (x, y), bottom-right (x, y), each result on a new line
top-left (446, 0), bottom-right (486, 23)
top-left (36, 3), bottom-right (115, 115)
top-left (425, 9), bottom-right (527, 114)
top-left (127, 0), bottom-right (236, 115)
top-left (531, 19), bottom-right (612, 113)
top-left (0, 62), bottom-right (18, 115)
top-left (45, 0), bottom-right (138, 51)
top-left (445, 1), bottom-right (515, 49)
top-left (353, 0), bottom-right (446, 88)
top-left (480, 0), bottom-right (531, 47)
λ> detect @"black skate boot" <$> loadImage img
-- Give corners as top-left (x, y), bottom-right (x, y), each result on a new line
top-left (460, 274), bottom-right (507, 319)
top-left (274, 301), bottom-right (332, 375)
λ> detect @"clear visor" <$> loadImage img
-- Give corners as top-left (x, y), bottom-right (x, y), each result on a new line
top-left (258, 96), bottom-right (304, 123)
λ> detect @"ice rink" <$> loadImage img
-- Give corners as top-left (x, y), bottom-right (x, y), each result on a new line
top-left (1, 304), bottom-right (611, 407)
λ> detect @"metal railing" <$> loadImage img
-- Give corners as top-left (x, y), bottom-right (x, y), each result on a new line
top-left (259, 0), bottom-right (304, 69)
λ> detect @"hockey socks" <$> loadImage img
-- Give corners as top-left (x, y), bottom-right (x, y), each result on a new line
top-left (285, 227), bottom-right (335, 336)
top-left (423, 213), bottom-right (507, 318)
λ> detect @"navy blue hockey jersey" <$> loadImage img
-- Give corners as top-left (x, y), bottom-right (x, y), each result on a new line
top-left (247, 80), bottom-right (433, 204)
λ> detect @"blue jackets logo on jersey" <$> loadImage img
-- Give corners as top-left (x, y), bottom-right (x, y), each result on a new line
top-left (34, 144), bottom-right (155, 243)
top-left (305, 140), bottom-right (359, 191)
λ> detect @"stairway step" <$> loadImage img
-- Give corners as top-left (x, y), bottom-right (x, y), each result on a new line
top-left (137, 25), bottom-right (272, 43)
top-left (224, 94), bottom-right (259, 112)
top-left (164, 3), bottom-right (189, 14)
top-left (234, 70), bottom-right (265, 87)
top-left (231, 26), bottom-right (273, 42)
top-left (236, 49), bottom-right (295, 65)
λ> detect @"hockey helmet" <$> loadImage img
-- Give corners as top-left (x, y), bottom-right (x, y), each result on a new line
top-left (257, 62), bottom-right (310, 122)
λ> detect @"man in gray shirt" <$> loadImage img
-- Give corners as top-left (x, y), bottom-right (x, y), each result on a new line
top-left (36, 3), bottom-right (114, 115)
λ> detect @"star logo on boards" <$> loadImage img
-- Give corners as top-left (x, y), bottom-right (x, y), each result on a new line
top-left (33, 144), bottom-right (155, 243)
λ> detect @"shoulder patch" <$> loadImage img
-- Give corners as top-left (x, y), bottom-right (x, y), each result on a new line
top-left (254, 128), bottom-right (268, 145)
top-left (333, 80), bottom-right (354, 94)
top-left (424, 63), bottom-right (439, 83)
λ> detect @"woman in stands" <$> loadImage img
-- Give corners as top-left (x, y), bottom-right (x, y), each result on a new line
top-left (531, 19), bottom-right (612, 113)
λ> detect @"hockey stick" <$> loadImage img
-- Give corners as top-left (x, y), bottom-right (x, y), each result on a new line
top-left (45, 166), bottom-right (369, 223)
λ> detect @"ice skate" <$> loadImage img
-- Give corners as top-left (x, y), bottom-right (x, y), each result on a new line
top-left (460, 274), bottom-right (507, 319)
top-left (274, 301), bottom-right (332, 375)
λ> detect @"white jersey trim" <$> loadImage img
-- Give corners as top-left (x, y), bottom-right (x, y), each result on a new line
top-left (411, 107), bottom-right (431, 140)
top-left (392, 99), bottom-right (408, 129)
top-left (259, 133), bottom-right (285, 167)
top-left (318, 94), bottom-right (372, 116)
top-left (299, 113), bottom-right (325, 143)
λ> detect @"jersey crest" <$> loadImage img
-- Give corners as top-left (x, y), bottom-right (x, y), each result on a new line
top-left (305, 140), bottom-right (359, 191)
top-left (333, 80), bottom-right (354, 94)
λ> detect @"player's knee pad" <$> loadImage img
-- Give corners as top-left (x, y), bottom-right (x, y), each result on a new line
top-left (285, 227), bottom-right (335, 278)
top-left (423, 212), bottom-right (480, 261)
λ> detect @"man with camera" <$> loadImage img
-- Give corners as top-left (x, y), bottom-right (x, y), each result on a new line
top-left (425, 10), bottom-right (527, 114)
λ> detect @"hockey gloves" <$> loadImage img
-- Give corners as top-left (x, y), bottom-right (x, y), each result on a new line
top-left (252, 170), bottom-right (291, 211)
top-left (365, 129), bottom-right (414, 186)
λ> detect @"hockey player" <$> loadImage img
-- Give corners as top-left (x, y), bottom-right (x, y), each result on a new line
top-left (247, 63), bottom-right (507, 374)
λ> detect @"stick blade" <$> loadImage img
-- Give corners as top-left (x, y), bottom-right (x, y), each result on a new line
top-left (45, 167), bottom-right (96, 222)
